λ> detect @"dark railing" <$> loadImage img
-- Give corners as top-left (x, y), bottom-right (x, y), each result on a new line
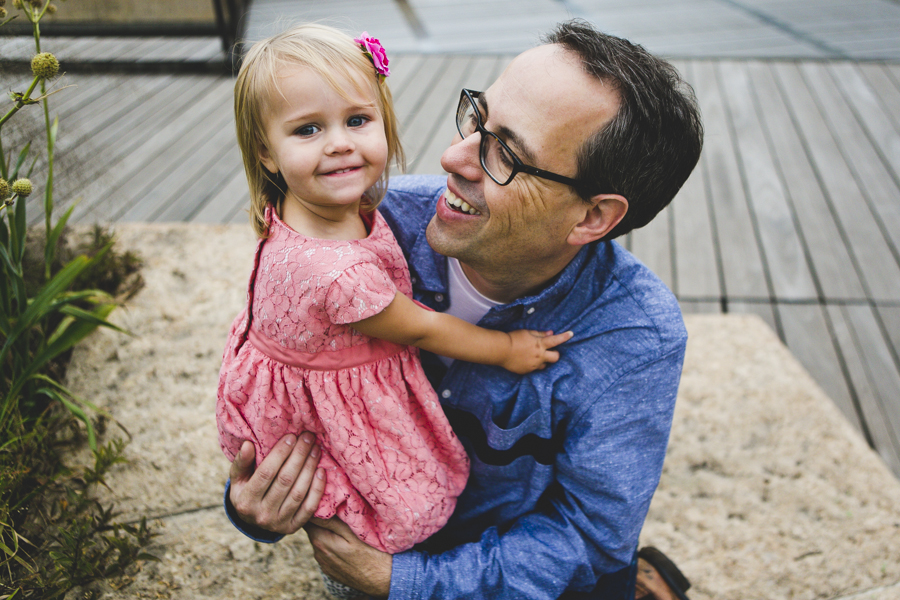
top-left (0, 0), bottom-right (251, 71)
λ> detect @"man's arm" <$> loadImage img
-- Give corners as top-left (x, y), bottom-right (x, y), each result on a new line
top-left (310, 350), bottom-right (684, 600)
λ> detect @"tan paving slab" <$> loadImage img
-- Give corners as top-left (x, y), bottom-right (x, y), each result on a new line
top-left (64, 224), bottom-right (900, 599)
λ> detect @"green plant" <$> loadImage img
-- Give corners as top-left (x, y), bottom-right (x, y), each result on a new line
top-left (1, 1), bottom-right (156, 596)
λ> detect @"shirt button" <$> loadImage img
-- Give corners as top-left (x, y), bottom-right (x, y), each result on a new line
top-left (435, 293), bottom-right (445, 303)
top-left (411, 276), bottom-right (417, 284)
top-left (441, 389), bottom-right (451, 399)
top-left (527, 307), bottom-right (535, 314)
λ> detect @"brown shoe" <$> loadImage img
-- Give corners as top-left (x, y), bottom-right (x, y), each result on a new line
top-left (634, 547), bottom-right (691, 600)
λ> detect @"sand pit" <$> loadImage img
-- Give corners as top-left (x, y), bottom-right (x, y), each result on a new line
top-left (64, 223), bottom-right (900, 599)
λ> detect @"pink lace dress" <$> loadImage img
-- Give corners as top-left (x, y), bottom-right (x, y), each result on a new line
top-left (216, 207), bottom-right (469, 554)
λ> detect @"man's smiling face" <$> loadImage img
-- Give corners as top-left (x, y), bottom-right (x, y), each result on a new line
top-left (426, 44), bottom-right (621, 290)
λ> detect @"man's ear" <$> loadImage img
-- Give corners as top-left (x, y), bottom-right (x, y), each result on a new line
top-left (567, 194), bottom-right (628, 246)
top-left (259, 145), bottom-right (278, 175)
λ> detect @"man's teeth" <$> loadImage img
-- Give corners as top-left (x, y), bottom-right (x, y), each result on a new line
top-left (445, 189), bottom-right (480, 215)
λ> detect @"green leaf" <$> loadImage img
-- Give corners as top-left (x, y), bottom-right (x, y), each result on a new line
top-left (44, 117), bottom-right (58, 225)
top-left (39, 386), bottom-right (97, 451)
top-left (59, 304), bottom-right (127, 335)
top-left (13, 179), bottom-right (26, 262)
top-left (10, 142), bottom-right (30, 180)
top-left (13, 302), bottom-right (117, 389)
top-left (44, 202), bottom-right (75, 268)
top-left (0, 255), bottom-right (92, 367)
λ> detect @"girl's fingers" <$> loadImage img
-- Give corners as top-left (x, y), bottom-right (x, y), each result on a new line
top-left (539, 330), bottom-right (574, 350)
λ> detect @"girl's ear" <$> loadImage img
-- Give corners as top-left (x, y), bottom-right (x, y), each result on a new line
top-left (259, 145), bottom-right (278, 175)
top-left (567, 194), bottom-right (628, 246)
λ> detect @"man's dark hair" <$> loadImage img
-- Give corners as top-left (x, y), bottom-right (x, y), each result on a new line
top-left (545, 20), bottom-right (703, 240)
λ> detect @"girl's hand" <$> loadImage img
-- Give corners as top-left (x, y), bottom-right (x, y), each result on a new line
top-left (501, 330), bottom-right (574, 374)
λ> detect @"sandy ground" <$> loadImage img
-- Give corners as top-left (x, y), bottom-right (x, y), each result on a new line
top-left (64, 223), bottom-right (900, 600)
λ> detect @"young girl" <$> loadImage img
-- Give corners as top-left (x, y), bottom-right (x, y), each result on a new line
top-left (216, 22), bottom-right (571, 577)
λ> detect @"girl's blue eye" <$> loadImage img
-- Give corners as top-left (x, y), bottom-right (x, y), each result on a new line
top-left (296, 124), bottom-right (319, 136)
top-left (348, 115), bottom-right (369, 127)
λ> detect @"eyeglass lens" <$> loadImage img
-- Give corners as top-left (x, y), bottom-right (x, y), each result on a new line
top-left (456, 93), bottom-right (516, 186)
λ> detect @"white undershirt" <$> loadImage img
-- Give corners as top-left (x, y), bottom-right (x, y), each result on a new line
top-left (438, 258), bottom-right (502, 367)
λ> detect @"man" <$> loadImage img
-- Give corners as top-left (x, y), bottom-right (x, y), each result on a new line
top-left (225, 19), bottom-right (702, 599)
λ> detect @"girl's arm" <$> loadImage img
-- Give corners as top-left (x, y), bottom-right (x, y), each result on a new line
top-left (352, 292), bottom-right (573, 374)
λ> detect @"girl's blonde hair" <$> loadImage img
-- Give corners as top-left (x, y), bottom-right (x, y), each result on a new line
top-left (234, 24), bottom-right (405, 237)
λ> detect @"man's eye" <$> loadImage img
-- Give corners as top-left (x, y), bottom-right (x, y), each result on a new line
top-left (295, 124), bottom-right (319, 137)
top-left (463, 113), bottom-right (478, 134)
top-left (497, 143), bottom-right (515, 168)
top-left (348, 115), bottom-right (369, 127)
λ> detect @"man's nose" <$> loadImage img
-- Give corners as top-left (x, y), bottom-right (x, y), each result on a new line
top-left (440, 132), bottom-right (483, 181)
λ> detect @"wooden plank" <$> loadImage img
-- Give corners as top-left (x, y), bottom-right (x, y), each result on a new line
top-left (403, 55), bottom-right (473, 172)
top-left (745, 61), bottom-right (866, 302)
top-left (669, 60), bottom-right (721, 300)
top-left (858, 63), bottom-right (900, 130)
top-left (678, 300), bottom-right (721, 314)
top-left (630, 203), bottom-right (674, 292)
top-left (835, 63), bottom-right (900, 183)
top-left (0, 36), bottom-right (38, 60)
top-left (64, 37), bottom-right (133, 61)
top-left (844, 304), bottom-right (900, 437)
top-left (692, 60), bottom-right (769, 299)
top-left (806, 62), bottom-right (900, 262)
top-left (774, 62), bottom-right (900, 302)
top-left (22, 75), bottom-right (173, 221)
top-left (70, 76), bottom-right (231, 223)
top-left (727, 300), bottom-right (780, 339)
top-left (392, 55), bottom-right (447, 136)
top-left (111, 93), bottom-right (235, 221)
top-left (719, 59), bottom-right (817, 300)
top-left (827, 304), bottom-right (900, 477)
top-left (3, 74), bottom-right (125, 151)
top-left (387, 54), bottom-right (427, 100)
top-left (54, 76), bottom-right (174, 154)
top-left (670, 164), bottom-right (721, 300)
top-left (877, 305), bottom-right (900, 366)
top-left (39, 75), bottom-right (206, 223)
top-left (152, 139), bottom-right (243, 222)
top-left (109, 37), bottom-right (170, 62)
top-left (191, 168), bottom-right (250, 225)
top-left (136, 37), bottom-right (223, 63)
top-left (412, 55), bottom-right (505, 177)
top-left (778, 303), bottom-right (861, 431)
top-left (55, 76), bottom-right (212, 219)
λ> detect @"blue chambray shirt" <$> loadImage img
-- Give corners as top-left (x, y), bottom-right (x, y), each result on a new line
top-left (224, 174), bottom-right (687, 600)
top-left (377, 176), bottom-right (687, 600)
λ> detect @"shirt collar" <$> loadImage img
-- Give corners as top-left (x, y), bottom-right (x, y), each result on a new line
top-left (410, 224), bottom-right (604, 320)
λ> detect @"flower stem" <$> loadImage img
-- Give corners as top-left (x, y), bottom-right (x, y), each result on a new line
top-left (0, 76), bottom-right (41, 131)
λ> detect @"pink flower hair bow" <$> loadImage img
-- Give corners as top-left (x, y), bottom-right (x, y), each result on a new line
top-left (354, 32), bottom-right (390, 80)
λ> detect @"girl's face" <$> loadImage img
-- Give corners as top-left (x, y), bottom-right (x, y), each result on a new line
top-left (259, 64), bottom-right (388, 216)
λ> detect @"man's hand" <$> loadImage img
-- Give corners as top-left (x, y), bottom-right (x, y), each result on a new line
top-left (306, 518), bottom-right (392, 599)
top-left (229, 434), bottom-right (326, 535)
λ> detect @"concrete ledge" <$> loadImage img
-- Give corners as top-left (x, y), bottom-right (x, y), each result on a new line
top-left (65, 224), bottom-right (900, 599)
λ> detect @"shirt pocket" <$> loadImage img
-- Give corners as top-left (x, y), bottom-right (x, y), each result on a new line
top-left (462, 452), bottom-right (555, 528)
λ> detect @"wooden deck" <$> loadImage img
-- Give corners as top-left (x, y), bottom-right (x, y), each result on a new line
top-left (2, 54), bottom-right (899, 477)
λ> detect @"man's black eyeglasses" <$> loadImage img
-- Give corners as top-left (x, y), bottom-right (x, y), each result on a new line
top-left (455, 88), bottom-right (585, 189)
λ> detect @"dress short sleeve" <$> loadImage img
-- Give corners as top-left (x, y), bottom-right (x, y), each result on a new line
top-left (325, 261), bottom-right (398, 325)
